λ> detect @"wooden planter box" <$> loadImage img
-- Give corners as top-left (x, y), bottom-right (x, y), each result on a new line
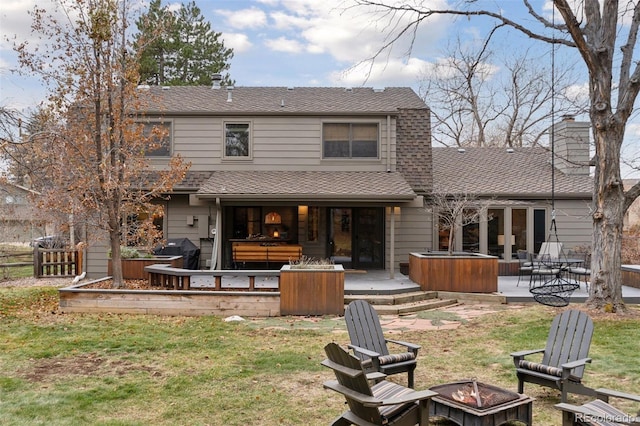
top-left (279, 265), bottom-right (345, 316)
top-left (622, 265), bottom-right (640, 289)
top-left (108, 256), bottom-right (183, 280)
top-left (409, 252), bottom-right (498, 293)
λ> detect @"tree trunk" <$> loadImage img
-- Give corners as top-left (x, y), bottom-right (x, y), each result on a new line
top-left (587, 121), bottom-right (625, 312)
top-left (109, 230), bottom-right (124, 289)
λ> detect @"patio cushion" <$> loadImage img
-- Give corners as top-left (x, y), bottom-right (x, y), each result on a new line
top-left (378, 352), bottom-right (416, 365)
top-left (519, 360), bottom-right (562, 377)
top-left (371, 380), bottom-right (416, 421)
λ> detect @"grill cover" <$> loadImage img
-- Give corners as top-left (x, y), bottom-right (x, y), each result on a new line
top-left (153, 238), bottom-right (200, 270)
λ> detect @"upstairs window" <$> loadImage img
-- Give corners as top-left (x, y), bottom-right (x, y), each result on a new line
top-left (142, 121), bottom-right (171, 157)
top-left (224, 122), bottom-right (251, 158)
top-left (323, 123), bottom-right (378, 158)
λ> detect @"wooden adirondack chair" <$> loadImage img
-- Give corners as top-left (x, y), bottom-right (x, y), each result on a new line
top-left (322, 342), bottom-right (436, 426)
top-left (555, 388), bottom-right (640, 425)
top-left (345, 300), bottom-right (420, 388)
top-left (511, 309), bottom-right (596, 402)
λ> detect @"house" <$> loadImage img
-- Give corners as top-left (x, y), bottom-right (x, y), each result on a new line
top-left (84, 85), bottom-right (432, 277)
top-left (431, 116), bottom-right (593, 273)
top-left (83, 86), bottom-right (593, 278)
top-left (0, 181), bottom-right (49, 244)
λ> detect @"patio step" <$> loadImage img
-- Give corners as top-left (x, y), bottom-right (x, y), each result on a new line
top-left (344, 290), bottom-right (438, 306)
top-left (371, 298), bottom-right (459, 315)
top-left (344, 291), bottom-right (459, 315)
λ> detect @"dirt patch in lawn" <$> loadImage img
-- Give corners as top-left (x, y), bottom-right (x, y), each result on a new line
top-left (19, 353), bottom-right (162, 383)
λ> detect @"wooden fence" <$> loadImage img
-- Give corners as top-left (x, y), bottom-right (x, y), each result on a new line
top-left (34, 248), bottom-right (81, 278)
top-left (0, 250), bottom-right (33, 279)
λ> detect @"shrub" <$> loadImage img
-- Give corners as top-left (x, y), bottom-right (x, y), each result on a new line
top-left (288, 256), bottom-right (335, 269)
top-left (108, 246), bottom-right (141, 259)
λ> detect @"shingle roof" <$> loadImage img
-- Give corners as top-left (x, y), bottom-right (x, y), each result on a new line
top-left (432, 147), bottom-right (592, 197)
top-left (195, 171), bottom-right (416, 202)
top-left (174, 171), bottom-right (213, 190)
top-left (140, 86), bottom-right (427, 115)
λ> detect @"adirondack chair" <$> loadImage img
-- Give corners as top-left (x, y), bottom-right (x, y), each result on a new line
top-left (555, 388), bottom-right (640, 425)
top-left (322, 342), bottom-right (436, 426)
top-left (511, 309), bottom-right (596, 402)
top-left (345, 300), bottom-right (420, 388)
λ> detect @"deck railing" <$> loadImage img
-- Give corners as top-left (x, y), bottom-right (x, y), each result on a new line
top-left (144, 264), bottom-right (280, 291)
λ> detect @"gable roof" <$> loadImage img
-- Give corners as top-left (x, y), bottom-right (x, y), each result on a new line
top-left (432, 147), bottom-right (592, 198)
top-left (194, 171), bottom-right (416, 203)
top-left (140, 86), bottom-right (427, 115)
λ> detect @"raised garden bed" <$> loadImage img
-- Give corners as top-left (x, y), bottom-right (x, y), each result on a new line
top-left (108, 255), bottom-right (183, 280)
top-left (409, 252), bottom-right (498, 293)
top-left (58, 276), bottom-right (280, 317)
top-left (279, 264), bottom-right (344, 316)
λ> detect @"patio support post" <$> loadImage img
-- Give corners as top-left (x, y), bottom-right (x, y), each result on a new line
top-left (390, 206), bottom-right (396, 279)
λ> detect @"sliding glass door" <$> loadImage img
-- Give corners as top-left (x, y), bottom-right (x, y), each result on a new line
top-left (328, 207), bottom-right (384, 269)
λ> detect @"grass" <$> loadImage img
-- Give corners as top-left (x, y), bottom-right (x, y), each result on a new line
top-left (0, 244), bottom-right (33, 280)
top-left (1, 287), bottom-right (639, 425)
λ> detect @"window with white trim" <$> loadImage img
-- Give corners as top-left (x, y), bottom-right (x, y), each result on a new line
top-left (141, 122), bottom-right (171, 157)
top-left (224, 122), bottom-right (251, 158)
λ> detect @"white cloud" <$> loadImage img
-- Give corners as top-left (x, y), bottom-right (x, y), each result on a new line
top-left (564, 82), bottom-right (589, 104)
top-left (245, 0), bottom-right (452, 64)
top-left (270, 11), bottom-right (309, 30)
top-left (0, 0), bottom-right (41, 50)
top-left (222, 33), bottom-right (253, 53)
top-left (264, 37), bottom-right (304, 53)
top-left (217, 7), bottom-right (268, 30)
top-left (330, 57), bottom-right (434, 87)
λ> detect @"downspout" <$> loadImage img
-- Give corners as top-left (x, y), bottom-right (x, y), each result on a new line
top-left (386, 115), bottom-right (391, 172)
top-left (387, 115), bottom-right (394, 279)
top-left (210, 198), bottom-right (222, 270)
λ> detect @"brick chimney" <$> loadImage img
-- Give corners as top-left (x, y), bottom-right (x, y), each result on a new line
top-left (551, 115), bottom-right (591, 175)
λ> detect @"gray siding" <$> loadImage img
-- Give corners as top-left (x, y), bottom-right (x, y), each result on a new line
top-left (553, 199), bottom-right (593, 251)
top-left (387, 203), bottom-right (432, 271)
top-left (153, 115), bottom-right (397, 172)
top-left (165, 195), bottom-right (216, 269)
top-left (85, 230), bottom-right (108, 279)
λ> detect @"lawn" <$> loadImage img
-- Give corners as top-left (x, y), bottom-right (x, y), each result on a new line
top-left (1, 286), bottom-right (639, 425)
top-left (0, 245), bottom-right (33, 280)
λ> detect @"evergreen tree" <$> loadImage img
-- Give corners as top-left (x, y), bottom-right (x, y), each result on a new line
top-left (134, 0), bottom-right (233, 86)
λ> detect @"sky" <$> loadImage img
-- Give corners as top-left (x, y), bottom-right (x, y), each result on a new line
top-left (0, 0), bottom-right (551, 107)
top-left (1, 0), bottom-right (639, 177)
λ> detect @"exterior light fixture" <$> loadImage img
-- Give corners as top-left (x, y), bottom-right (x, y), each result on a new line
top-left (265, 211), bottom-right (281, 225)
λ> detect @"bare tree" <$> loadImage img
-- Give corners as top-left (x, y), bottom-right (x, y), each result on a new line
top-left (423, 27), bottom-right (587, 148)
top-left (353, 0), bottom-right (640, 312)
top-left (427, 190), bottom-right (490, 256)
top-left (12, 0), bottom-right (190, 287)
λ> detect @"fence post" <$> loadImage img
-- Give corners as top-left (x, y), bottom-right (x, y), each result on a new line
top-left (33, 247), bottom-right (41, 278)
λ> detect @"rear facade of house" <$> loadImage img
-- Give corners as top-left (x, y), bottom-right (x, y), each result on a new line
top-left (84, 86), bottom-right (433, 276)
top-left (83, 86), bottom-right (593, 278)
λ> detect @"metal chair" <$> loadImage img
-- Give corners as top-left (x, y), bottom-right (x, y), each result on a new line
top-left (567, 251), bottom-right (591, 291)
top-left (517, 250), bottom-right (534, 287)
top-left (530, 253), bottom-right (562, 288)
